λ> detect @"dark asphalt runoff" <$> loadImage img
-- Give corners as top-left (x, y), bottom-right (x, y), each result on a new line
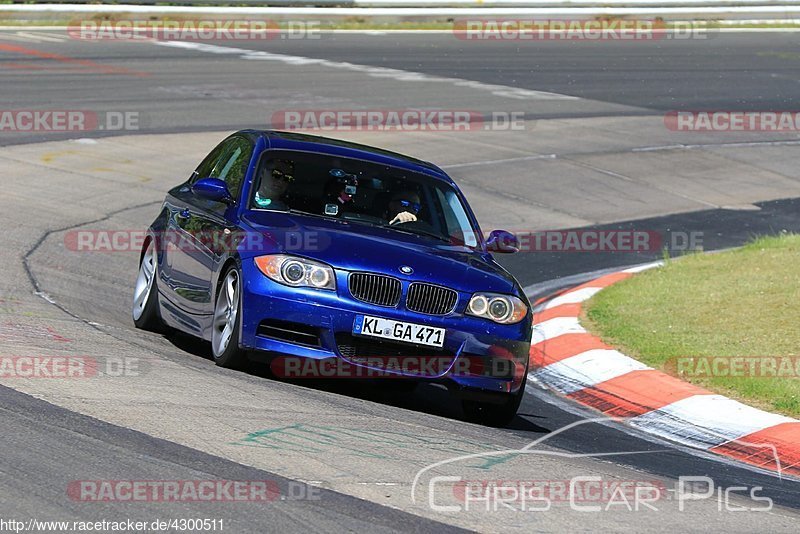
top-left (499, 196), bottom-right (800, 287)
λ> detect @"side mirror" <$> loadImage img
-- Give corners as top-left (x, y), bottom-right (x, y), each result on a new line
top-left (486, 230), bottom-right (520, 254)
top-left (192, 178), bottom-right (233, 204)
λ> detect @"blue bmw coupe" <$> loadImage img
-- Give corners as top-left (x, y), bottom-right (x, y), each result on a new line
top-left (133, 130), bottom-right (532, 426)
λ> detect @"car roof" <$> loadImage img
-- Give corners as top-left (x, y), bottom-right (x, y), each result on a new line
top-left (242, 129), bottom-right (453, 183)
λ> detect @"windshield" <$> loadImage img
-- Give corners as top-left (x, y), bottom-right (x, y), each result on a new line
top-left (250, 150), bottom-right (479, 247)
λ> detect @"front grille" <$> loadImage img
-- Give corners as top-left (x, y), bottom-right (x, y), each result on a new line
top-left (337, 334), bottom-right (446, 358)
top-left (349, 272), bottom-right (402, 307)
top-left (335, 334), bottom-right (454, 377)
top-left (406, 282), bottom-right (458, 315)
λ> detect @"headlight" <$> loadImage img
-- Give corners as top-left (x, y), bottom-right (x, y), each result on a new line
top-left (466, 293), bottom-right (527, 324)
top-left (254, 255), bottom-right (336, 290)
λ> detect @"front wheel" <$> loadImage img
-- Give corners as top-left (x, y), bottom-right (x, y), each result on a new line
top-left (132, 240), bottom-right (167, 333)
top-left (461, 378), bottom-right (527, 427)
top-left (211, 266), bottom-right (247, 369)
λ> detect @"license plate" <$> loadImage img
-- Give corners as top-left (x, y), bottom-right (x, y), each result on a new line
top-left (353, 315), bottom-right (445, 348)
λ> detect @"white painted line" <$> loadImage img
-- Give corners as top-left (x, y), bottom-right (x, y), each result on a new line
top-left (14, 31), bottom-right (69, 43)
top-left (153, 40), bottom-right (578, 101)
top-left (622, 261), bottom-right (663, 273)
top-left (441, 137), bottom-right (800, 165)
top-left (715, 18), bottom-right (800, 24)
top-left (542, 286), bottom-right (602, 309)
top-left (630, 394), bottom-right (797, 449)
top-left (0, 33), bottom-right (39, 43)
top-left (714, 27), bottom-right (800, 32)
top-left (532, 316), bottom-right (585, 344)
top-left (633, 139), bottom-right (800, 152)
top-left (524, 261), bottom-right (659, 300)
top-left (532, 302), bottom-right (547, 313)
top-left (442, 153), bottom-right (556, 170)
top-left (532, 349), bottom-right (650, 394)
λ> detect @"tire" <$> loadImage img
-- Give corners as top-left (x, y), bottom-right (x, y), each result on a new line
top-left (461, 378), bottom-right (526, 427)
top-left (211, 265), bottom-right (247, 369)
top-left (132, 240), bottom-right (167, 333)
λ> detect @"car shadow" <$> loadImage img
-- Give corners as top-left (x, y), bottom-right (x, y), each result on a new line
top-left (165, 329), bottom-right (216, 362)
top-left (162, 330), bottom-right (549, 433)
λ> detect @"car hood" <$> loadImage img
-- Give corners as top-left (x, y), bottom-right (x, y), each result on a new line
top-left (241, 211), bottom-right (518, 294)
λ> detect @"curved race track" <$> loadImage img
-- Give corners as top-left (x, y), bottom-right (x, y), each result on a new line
top-left (1, 29), bottom-right (800, 532)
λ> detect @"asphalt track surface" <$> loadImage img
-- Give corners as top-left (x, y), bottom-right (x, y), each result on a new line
top-left (0, 384), bottom-right (466, 533)
top-left (2, 31), bottom-right (800, 145)
top-left (1, 29), bottom-right (800, 532)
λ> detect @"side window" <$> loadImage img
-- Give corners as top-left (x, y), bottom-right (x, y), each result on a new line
top-left (214, 136), bottom-right (253, 200)
top-left (192, 142), bottom-right (226, 184)
top-left (436, 188), bottom-right (478, 247)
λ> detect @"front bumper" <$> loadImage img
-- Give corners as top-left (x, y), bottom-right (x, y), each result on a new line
top-left (239, 261), bottom-right (531, 394)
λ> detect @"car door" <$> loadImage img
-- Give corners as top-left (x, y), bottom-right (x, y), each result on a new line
top-left (168, 135), bottom-right (254, 318)
top-left (159, 140), bottom-right (226, 316)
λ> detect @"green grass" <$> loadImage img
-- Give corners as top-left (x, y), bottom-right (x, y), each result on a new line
top-left (583, 234), bottom-right (800, 417)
